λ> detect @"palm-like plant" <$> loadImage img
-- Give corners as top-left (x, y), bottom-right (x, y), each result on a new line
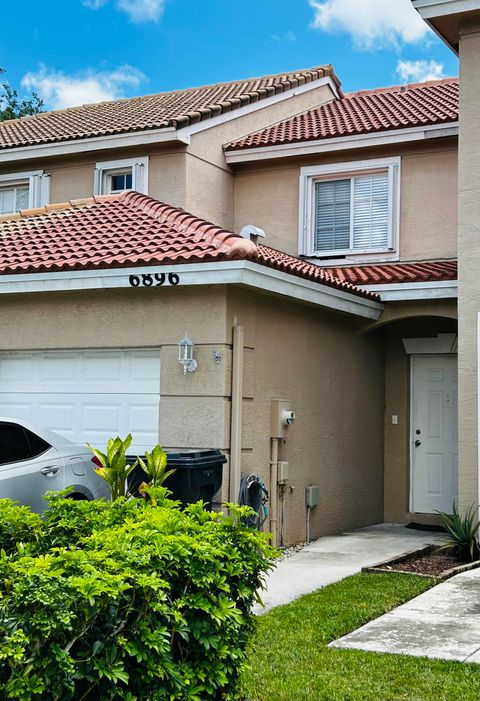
top-left (87, 434), bottom-right (137, 500)
top-left (137, 444), bottom-right (175, 488)
top-left (437, 502), bottom-right (480, 563)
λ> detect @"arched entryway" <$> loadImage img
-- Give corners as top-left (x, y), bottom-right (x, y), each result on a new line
top-left (364, 307), bottom-right (458, 525)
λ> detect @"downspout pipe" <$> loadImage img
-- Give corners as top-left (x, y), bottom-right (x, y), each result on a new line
top-left (229, 322), bottom-right (244, 503)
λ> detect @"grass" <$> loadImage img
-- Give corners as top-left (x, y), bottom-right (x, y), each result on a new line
top-left (240, 573), bottom-right (480, 701)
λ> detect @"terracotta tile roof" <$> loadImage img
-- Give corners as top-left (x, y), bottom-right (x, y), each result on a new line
top-left (225, 77), bottom-right (459, 152)
top-left (0, 191), bottom-right (377, 301)
top-left (0, 66), bottom-right (338, 150)
top-left (324, 260), bottom-right (457, 286)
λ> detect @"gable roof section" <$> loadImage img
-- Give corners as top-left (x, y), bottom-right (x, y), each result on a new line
top-left (324, 260), bottom-right (457, 286)
top-left (0, 191), bottom-right (376, 301)
top-left (0, 66), bottom-right (338, 150)
top-left (225, 77), bottom-right (459, 152)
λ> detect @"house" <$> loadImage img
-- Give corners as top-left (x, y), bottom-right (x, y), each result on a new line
top-left (411, 0), bottom-right (480, 534)
top-left (0, 59), bottom-right (461, 545)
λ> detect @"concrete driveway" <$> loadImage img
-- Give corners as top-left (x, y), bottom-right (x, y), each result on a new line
top-left (256, 523), bottom-right (444, 613)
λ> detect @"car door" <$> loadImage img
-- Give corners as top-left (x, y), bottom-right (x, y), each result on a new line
top-left (0, 421), bottom-right (65, 512)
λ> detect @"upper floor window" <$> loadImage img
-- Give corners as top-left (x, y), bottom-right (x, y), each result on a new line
top-left (0, 171), bottom-right (50, 215)
top-left (299, 157), bottom-right (400, 261)
top-left (94, 157), bottom-right (148, 196)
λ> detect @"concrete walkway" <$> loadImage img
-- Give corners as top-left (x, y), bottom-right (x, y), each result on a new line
top-left (331, 567), bottom-right (480, 662)
top-left (256, 523), bottom-right (444, 613)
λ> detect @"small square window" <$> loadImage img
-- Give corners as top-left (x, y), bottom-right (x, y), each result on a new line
top-left (109, 171), bottom-right (133, 193)
top-left (95, 158), bottom-right (148, 196)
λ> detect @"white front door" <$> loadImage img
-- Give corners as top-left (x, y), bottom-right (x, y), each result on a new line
top-left (411, 355), bottom-right (458, 514)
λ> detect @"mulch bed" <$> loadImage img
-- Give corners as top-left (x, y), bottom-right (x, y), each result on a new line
top-left (383, 550), bottom-right (469, 577)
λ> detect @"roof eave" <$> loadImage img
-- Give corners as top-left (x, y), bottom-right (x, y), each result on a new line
top-left (0, 260), bottom-right (383, 320)
top-left (225, 121), bottom-right (459, 163)
top-left (412, 0), bottom-right (480, 54)
top-left (360, 279), bottom-right (458, 301)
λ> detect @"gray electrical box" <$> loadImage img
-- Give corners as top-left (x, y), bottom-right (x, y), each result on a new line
top-left (305, 485), bottom-right (320, 508)
top-left (277, 461), bottom-right (289, 483)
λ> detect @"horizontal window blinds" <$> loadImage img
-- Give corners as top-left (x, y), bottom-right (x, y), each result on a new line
top-left (314, 178), bottom-right (350, 251)
top-left (352, 172), bottom-right (389, 250)
top-left (313, 170), bottom-right (390, 253)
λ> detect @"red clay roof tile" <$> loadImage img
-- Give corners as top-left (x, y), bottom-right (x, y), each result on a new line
top-left (0, 191), bottom-right (377, 301)
top-left (324, 260), bottom-right (457, 286)
top-left (0, 66), bottom-right (338, 150)
top-left (225, 78), bottom-right (459, 151)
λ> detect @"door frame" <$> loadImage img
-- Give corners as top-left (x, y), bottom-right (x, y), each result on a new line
top-left (408, 352), bottom-right (458, 514)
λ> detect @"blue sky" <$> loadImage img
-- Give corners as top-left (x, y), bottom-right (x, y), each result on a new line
top-left (0, 0), bottom-right (458, 111)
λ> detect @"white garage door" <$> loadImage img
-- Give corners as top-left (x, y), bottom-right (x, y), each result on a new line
top-left (0, 350), bottom-right (160, 454)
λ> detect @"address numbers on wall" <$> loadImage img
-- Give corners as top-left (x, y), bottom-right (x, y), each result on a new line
top-left (128, 273), bottom-right (180, 288)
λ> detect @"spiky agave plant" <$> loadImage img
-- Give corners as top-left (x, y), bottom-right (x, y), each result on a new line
top-left (437, 502), bottom-right (480, 563)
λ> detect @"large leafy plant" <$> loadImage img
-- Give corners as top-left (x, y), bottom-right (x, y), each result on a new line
top-left (437, 502), bottom-right (480, 562)
top-left (0, 493), bottom-right (275, 700)
top-left (137, 444), bottom-right (175, 488)
top-left (87, 434), bottom-right (137, 500)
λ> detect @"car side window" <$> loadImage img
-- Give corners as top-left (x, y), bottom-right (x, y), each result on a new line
top-left (25, 428), bottom-right (51, 459)
top-left (0, 423), bottom-right (51, 466)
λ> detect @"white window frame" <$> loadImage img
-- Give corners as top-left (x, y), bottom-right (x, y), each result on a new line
top-left (94, 157), bottom-right (149, 196)
top-left (0, 170), bottom-right (50, 213)
top-left (298, 156), bottom-right (401, 263)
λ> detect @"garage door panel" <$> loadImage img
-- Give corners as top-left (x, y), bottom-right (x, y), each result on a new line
top-left (0, 356), bottom-right (35, 386)
top-left (0, 351), bottom-right (160, 454)
top-left (0, 400), bottom-right (33, 422)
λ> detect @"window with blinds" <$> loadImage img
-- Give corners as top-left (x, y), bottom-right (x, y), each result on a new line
top-left (314, 170), bottom-right (390, 254)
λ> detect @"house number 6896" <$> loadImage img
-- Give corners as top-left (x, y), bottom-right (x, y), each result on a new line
top-left (129, 273), bottom-right (180, 287)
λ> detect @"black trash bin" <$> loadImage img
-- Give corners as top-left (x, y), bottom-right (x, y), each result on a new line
top-left (127, 449), bottom-right (226, 509)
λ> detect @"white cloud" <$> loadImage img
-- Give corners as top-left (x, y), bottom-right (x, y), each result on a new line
top-left (396, 59), bottom-right (445, 83)
top-left (117, 0), bottom-right (165, 22)
top-left (21, 65), bottom-right (146, 110)
top-left (82, 0), bottom-right (165, 22)
top-left (309, 0), bottom-right (429, 49)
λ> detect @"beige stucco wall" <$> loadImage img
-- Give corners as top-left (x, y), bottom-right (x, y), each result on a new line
top-left (0, 281), bottom-right (387, 544)
top-left (233, 141), bottom-right (458, 261)
top-left (376, 304), bottom-right (458, 524)
top-left (226, 287), bottom-right (385, 544)
top-left (457, 22), bottom-right (480, 511)
top-left (0, 286), bottom-right (231, 453)
top-left (0, 144), bottom-right (189, 212)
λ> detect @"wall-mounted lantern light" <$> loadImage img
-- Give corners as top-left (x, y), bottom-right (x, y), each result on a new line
top-left (178, 335), bottom-right (198, 375)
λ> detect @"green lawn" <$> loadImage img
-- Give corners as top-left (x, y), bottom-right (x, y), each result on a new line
top-left (240, 573), bottom-right (480, 701)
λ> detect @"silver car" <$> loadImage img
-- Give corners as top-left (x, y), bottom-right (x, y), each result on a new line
top-left (0, 417), bottom-right (110, 512)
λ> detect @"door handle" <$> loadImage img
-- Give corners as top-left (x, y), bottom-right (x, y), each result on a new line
top-left (40, 466), bottom-right (60, 476)
top-left (415, 440), bottom-right (422, 447)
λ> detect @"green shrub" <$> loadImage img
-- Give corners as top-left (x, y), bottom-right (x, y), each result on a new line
top-left (0, 490), bottom-right (275, 700)
top-left (0, 500), bottom-right (42, 555)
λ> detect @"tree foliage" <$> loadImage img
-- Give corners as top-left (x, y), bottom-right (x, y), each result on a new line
top-left (0, 68), bottom-right (43, 121)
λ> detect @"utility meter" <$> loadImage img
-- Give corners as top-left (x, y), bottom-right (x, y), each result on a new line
top-left (281, 409), bottom-right (296, 426)
top-left (271, 400), bottom-right (296, 438)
